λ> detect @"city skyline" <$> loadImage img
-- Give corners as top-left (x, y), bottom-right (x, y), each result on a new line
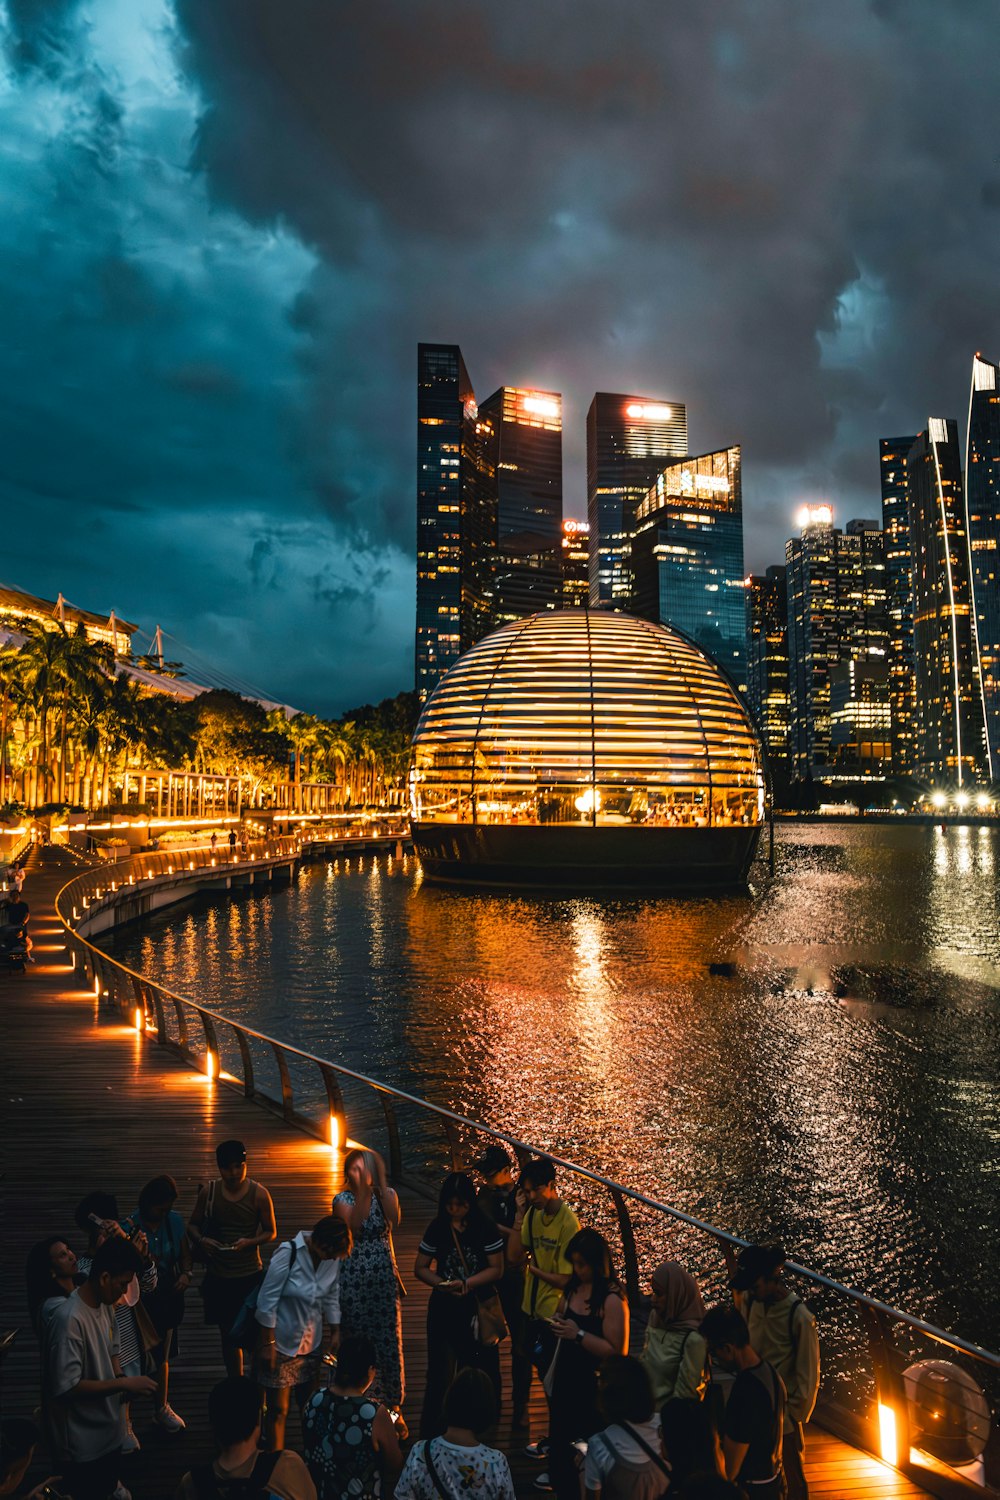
top-left (3, 2), bottom-right (1000, 711)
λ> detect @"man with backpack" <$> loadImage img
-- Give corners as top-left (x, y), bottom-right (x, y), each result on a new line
top-left (174, 1376), bottom-right (315, 1500)
top-left (729, 1245), bottom-right (819, 1500)
top-left (701, 1305), bottom-right (787, 1499)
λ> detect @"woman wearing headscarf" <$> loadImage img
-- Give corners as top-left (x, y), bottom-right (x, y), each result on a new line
top-left (640, 1261), bottom-right (708, 1406)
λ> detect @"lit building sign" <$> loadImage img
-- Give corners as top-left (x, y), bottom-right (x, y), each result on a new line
top-left (796, 503), bottom-right (834, 529)
top-left (679, 468), bottom-right (730, 497)
top-left (563, 519), bottom-right (590, 535)
top-left (522, 394), bottom-right (560, 419)
top-left (626, 402), bottom-right (673, 421)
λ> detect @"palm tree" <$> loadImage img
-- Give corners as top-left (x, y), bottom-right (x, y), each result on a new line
top-left (0, 640), bottom-right (27, 808)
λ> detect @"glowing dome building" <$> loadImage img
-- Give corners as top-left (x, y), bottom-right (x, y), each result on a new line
top-left (409, 610), bottom-right (766, 887)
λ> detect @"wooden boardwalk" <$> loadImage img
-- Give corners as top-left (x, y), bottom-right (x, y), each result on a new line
top-left (0, 846), bottom-right (929, 1498)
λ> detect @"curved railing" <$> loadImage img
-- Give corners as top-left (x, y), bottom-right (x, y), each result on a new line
top-left (54, 849), bottom-right (1000, 1500)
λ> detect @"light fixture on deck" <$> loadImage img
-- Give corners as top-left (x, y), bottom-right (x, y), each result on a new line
top-left (134, 1007), bottom-right (143, 1033)
top-left (878, 1403), bottom-right (898, 1467)
top-left (205, 1051), bottom-right (217, 1081)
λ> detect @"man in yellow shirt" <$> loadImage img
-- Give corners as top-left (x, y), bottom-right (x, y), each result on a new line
top-left (508, 1159), bottom-right (580, 1447)
top-left (730, 1244), bottom-right (820, 1500)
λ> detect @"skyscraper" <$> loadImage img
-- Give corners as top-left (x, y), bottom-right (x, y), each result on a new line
top-left (415, 344), bottom-right (495, 700)
top-left (965, 353), bottom-right (1000, 776)
top-left (629, 447), bottom-right (746, 686)
top-left (785, 508), bottom-right (890, 780)
top-left (906, 420), bottom-right (986, 783)
top-left (587, 393), bottom-right (688, 607)
top-left (746, 566), bottom-right (790, 774)
top-left (560, 520), bottom-right (590, 608)
top-left (879, 435), bottom-right (918, 775)
top-left (478, 385), bottom-right (563, 624)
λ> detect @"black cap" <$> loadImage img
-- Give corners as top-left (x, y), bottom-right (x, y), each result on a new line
top-left (729, 1243), bottom-right (785, 1291)
top-left (467, 1144), bottom-right (513, 1175)
top-left (216, 1139), bottom-right (247, 1168)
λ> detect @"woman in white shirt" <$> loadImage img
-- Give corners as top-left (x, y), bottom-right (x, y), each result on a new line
top-left (396, 1368), bottom-right (514, 1500)
top-left (256, 1215), bottom-right (353, 1450)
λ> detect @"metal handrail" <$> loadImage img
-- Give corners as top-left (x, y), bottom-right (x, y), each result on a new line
top-left (52, 847), bottom-right (1000, 1498)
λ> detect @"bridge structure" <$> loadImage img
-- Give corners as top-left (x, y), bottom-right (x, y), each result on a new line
top-left (1, 843), bottom-right (996, 1499)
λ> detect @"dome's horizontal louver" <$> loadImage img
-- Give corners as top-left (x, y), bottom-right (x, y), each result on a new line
top-left (410, 611), bottom-right (764, 830)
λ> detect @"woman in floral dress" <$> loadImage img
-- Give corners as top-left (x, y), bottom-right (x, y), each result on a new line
top-left (333, 1148), bottom-right (406, 1431)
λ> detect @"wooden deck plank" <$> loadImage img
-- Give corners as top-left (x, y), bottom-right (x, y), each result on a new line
top-left (0, 847), bottom-right (929, 1498)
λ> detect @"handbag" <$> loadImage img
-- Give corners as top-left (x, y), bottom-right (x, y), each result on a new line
top-left (450, 1229), bottom-right (508, 1347)
top-left (541, 1293), bottom-right (566, 1397)
top-left (230, 1241), bottom-right (297, 1349)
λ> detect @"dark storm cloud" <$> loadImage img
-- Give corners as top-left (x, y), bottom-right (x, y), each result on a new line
top-left (173, 0), bottom-right (1000, 556)
top-left (2, 0), bottom-right (999, 710)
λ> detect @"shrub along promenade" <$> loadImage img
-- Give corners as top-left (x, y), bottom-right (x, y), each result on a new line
top-left (0, 846), bottom-right (928, 1499)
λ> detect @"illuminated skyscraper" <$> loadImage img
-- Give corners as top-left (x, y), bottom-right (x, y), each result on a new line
top-left (479, 386), bottom-right (563, 624)
top-left (879, 435), bottom-right (918, 774)
top-left (415, 344), bottom-right (495, 700)
top-left (629, 447), bottom-right (746, 686)
top-left (785, 508), bottom-right (890, 780)
top-left (560, 521), bottom-right (590, 607)
top-left (906, 420), bottom-right (987, 783)
top-left (587, 393), bottom-right (688, 606)
top-left (965, 353), bottom-right (1000, 776)
top-left (746, 566), bottom-right (790, 772)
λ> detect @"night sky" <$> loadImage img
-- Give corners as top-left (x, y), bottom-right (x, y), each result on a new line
top-left (3, 1), bottom-right (999, 713)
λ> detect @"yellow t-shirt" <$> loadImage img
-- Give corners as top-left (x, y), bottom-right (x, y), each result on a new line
top-left (520, 1201), bottom-right (580, 1320)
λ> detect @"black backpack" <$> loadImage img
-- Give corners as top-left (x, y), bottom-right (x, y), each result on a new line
top-left (190, 1452), bottom-right (282, 1500)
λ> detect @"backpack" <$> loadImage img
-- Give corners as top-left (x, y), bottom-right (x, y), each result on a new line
top-left (190, 1451), bottom-right (281, 1500)
top-left (592, 1424), bottom-right (670, 1500)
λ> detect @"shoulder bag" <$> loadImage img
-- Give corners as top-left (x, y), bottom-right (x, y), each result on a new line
top-left (230, 1240), bottom-right (297, 1350)
top-left (450, 1229), bottom-right (508, 1348)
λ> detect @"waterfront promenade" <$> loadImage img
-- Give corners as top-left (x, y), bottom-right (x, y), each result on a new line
top-left (1, 847), bottom-right (927, 1498)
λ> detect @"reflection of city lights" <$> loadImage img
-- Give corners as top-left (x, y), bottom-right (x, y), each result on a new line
top-left (574, 789), bottom-right (602, 813)
top-left (930, 791), bottom-right (947, 808)
top-left (626, 402), bottom-right (672, 420)
top-left (795, 503), bottom-right (834, 529)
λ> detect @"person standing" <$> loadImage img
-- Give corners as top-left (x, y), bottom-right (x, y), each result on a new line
top-left (228, 830), bottom-right (237, 861)
top-left (395, 1370), bottom-right (515, 1500)
top-left (507, 1158), bottom-right (580, 1443)
top-left (641, 1261), bottom-right (708, 1406)
top-left (210, 832), bottom-right (218, 858)
top-left (255, 1216), bottom-right (351, 1451)
top-left (42, 1237), bottom-right (157, 1500)
top-left (700, 1304), bottom-right (787, 1499)
top-left (471, 1145), bottom-right (526, 1425)
top-left (545, 1229), bottom-right (628, 1500)
top-left (413, 1173), bottom-right (503, 1438)
top-left (26, 1237), bottom-right (78, 1338)
top-left (302, 1333), bottom-right (403, 1500)
top-left (332, 1148), bottom-right (405, 1432)
top-left (175, 1376), bottom-right (316, 1500)
top-left (124, 1175), bottom-right (192, 1434)
top-left (188, 1139), bottom-right (276, 1376)
top-left (729, 1246), bottom-right (819, 1500)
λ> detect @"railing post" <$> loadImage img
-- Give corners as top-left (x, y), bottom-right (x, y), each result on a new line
top-left (609, 1186), bottom-right (642, 1309)
top-left (199, 1009), bottom-right (219, 1076)
top-left (860, 1304), bottom-right (911, 1470)
top-left (148, 982), bottom-right (166, 1045)
top-left (379, 1092), bottom-right (404, 1181)
top-left (271, 1043), bottom-right (294, 1121)
top-left (319, 1064), bottom-right (348, 1155)
top-left (171, 995), bottom-right (189, 1053)
top-left (234, 1027), bottom-right (256, 1099)
top-left (440, 1115), bottom-right (463, 1171)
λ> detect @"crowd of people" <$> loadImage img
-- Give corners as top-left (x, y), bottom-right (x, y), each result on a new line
top-left (1, 858), bottom-right (33, 968)
top-left (5, 1136), bottom-right (821, 1500)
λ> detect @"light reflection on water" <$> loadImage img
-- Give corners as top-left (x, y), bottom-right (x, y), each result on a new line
top-left (103, 826), bottom-right (1000, 1348)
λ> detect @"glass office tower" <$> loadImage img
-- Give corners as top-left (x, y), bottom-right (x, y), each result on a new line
top-left (965, 353), bottom-right (1000, 776)
top-left (415, 344), bottom-right (495, 700)
top-left (478, 386), bottom-right (563, 624)
top-left (587, 393), bottom-right (688, 606)
top-left (906, 420), bottom-right (986, 783)
top-left (746, 566), bottom-right (791, 773)
top-left (629, 447), bottom-right (746, 688)
top-left (879, 435), bottom-right (918, 775)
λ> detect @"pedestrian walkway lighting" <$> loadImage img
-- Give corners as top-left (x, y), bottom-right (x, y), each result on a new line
top-left (878, 1402), bottom-right (899, 1466)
